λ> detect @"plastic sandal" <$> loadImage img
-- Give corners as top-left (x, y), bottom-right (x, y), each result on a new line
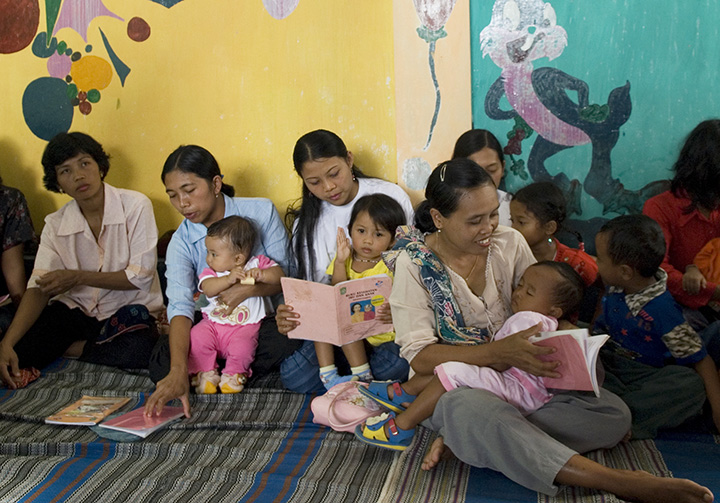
top-left (354, 412), bottom-right (414, 451)
top-left (358, 380), bottom-right (416, 413)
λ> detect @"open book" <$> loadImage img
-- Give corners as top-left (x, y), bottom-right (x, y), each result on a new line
top-left (530, 329), bottom-right (609, 396)
top-left (98, 406), bottom-right (185, 438)
top-left (45, 396), bottom-right (130, 426)
top-left (281, 275), bottom-right (393, 346)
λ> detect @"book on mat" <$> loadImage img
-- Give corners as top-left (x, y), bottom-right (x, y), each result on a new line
top-left (45, 396), bottom-right (130, 426)
top-left (281, 275), bottom-right (393, 346)
top-left (530, 329), bottom-right (609, 396)
top-left (98, 406), bottom-right (185, 438)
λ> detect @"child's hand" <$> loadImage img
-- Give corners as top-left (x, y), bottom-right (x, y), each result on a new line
top-left (246, 267), bottom-right (263, 283)
top-left (227, 266), bottom-right (246, 285)
top-left (376, 303), bottom-right (393, 324)
top-left (683, 265), bottom-right (706, 295)
top-left (336, 227), bottom-right (352, 263)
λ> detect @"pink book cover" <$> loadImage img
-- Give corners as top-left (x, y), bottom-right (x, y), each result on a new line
top-left (98, 406), bottom-right (185, 438)
top-left (281, 275), bottom-right (393, 346)
top-left (531, 329), bottom-right (609, 396)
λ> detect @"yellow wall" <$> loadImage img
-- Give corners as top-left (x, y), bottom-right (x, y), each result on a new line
top-left (1, 0), bottom-right (398, 235)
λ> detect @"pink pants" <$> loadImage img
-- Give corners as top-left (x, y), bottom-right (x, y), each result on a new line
top-left (188, 318), bottom-right (260, 376)
top-left (435, 361), bottom-right (552, 415)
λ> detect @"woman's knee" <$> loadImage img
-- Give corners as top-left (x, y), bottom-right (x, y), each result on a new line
top-left (369, 342), bottom-right (409, 382)
top-left (279, 341), bottom-right (324, 393)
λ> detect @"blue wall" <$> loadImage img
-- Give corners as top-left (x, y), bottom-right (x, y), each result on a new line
top-left (470, 0), bottom-right (720, 246)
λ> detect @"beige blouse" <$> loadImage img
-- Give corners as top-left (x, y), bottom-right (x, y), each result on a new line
top-left (390, 225), bottom-right (536, 371)
top-left (29, 184), bottom-right (164, 320)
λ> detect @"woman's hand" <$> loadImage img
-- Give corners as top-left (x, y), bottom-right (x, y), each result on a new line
top-left (336, 227), bottom-right (352, 263)
top-left (488, 324), bottom-right (561, 378)
top-left (376, 303), bottom-right (393, 324)
top-left (276, 303), bottom-right (300, 335)
top-left (217, 283), bottom-right (254, 313)
top-left (0, 342), bottom-right (20, 389)
top-left (144, 368), bottom-right (191, 418)
top-left (682, 265), bottom-right (706, 295)
top-left (35, 270), bottom-right (80, 297)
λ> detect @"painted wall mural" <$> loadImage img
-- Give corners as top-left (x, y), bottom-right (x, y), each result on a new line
top-left (412, 0), bottom-right (458, 150)
top-left (471, 0), bottom-right (720, 248)
top-left (3, 0), bottom-right (300, 142)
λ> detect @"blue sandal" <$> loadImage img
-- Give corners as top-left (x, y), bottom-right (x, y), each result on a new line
top-left (354, 412), bottom-right (415, 451)
top-left (358, 380), bottom-right (416, 413)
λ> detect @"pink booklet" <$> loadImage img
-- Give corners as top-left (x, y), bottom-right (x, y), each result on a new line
top-left (281, 275), bottom-right (393, 346)
top-left (530, 329), bottom-right (609, 396)
top-left (98, 406), bottom-right (185, 438)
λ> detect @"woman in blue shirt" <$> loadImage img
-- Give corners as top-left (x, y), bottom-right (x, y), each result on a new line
top-left (145, 145), bottom-right (300, 416)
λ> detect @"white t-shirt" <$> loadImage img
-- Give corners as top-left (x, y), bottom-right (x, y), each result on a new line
top-left (497, 189), bottom-right (512, 227)
top-left (298, 177), bottom-right (414, 283)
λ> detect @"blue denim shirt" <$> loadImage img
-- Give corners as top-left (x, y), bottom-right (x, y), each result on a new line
top-left (165, 195), bottom-right (291, 321)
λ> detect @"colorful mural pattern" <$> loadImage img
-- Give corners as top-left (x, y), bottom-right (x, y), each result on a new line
top-left (3, 0), bottom-right (300, 141)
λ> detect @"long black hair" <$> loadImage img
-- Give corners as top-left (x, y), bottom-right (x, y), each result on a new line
top-left (451, 129), bottom-right (505, 164)
top-left (287, 129), bottom-right (368, 280)
top-left (161, 145), bottom-right (235, 197)
top-left (414, 158), bottom-right (495, 233)
top-left (670, 119), bottom-right (720, 212)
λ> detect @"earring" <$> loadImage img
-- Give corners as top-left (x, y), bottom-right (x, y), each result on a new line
top-left (548, 237), bottom-right (553, 245)
top-left (215, 193), bottom-right (219, 198)
top-left (352, 173), bottom-right (356, 181)
top-left (437, 228), bottom-right (442, 234)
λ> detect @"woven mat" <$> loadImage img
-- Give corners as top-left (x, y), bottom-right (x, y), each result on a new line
top-left (1, 360), bottom-right (719, 503)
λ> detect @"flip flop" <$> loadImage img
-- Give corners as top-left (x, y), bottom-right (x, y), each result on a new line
top-left (354, 412), bottom-right (414, 451)
top-left (358, 380), bottom-right (416, 413)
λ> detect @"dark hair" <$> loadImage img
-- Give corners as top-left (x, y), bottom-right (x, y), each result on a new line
top-left (670, 119), bottom-right (720, 212)
top-left (351, 302), bottom-right (362, 312)
top-left (287, 129), bottom-right (369, 280)
top-left (206, 215), bottom-right (256, 256)
top-left (531, 261), bottom-right (584, 318)
top-left (161, 145), bottom-right (235, 197)
top-left (414, 158), bottom-right (495, 233)
top-left (41, 132), bottom-right (110, 193)
top-left (348, 194), bottom-right (406, 239)
top-left (451, 129), bottom-right (505, 165)
top-left (512, 182), bottom-right (566, 228)
top-left (599, 215), bottom-right (665, 278)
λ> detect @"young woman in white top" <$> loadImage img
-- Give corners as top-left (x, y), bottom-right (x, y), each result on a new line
top-left (277, 129), bottom-right (414, 393)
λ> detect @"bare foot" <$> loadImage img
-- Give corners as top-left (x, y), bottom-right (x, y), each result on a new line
top-left (421, 436), bottom-right (455, 471)
top-left (611, 470), bottom-right (713, 503)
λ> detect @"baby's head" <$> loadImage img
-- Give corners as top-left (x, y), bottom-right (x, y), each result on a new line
top-left (595, 215), bottom-right (665, 289)
top-left (510, 182), bottom-right (566, 248)
top-left (205, 216), bottom-right (256, 273)
top-left (348, 194), bottom-right (406, 260)
top-left (512, 261), bottom-right (584, 320)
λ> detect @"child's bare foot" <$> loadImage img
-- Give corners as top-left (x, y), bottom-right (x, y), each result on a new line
top-left (421, 436), bottom-right (455, 471)
top-left (611, 470), bottom-right (712, 503)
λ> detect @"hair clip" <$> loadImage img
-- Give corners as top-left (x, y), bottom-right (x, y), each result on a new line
top-left (439, 163), bottom-right (447, 182)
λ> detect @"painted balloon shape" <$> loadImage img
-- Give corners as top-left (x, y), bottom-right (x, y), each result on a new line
top-left (412, 0), bottom-right (457, 31)
top-left (22, 77), bottom-right (74, 141)
top-left (47, 53), bottom-right (73, 79)
top-left (262, 0), bottom-right (300, 20)
top-left (71, 56), bottom-right (113, 91)
top-left (0, 0), bottom-right (40, 54)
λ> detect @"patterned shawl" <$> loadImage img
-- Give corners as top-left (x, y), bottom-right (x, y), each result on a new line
top-left (383, 226), bottom-right (490, 345)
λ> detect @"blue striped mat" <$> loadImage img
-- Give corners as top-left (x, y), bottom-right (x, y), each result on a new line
top-left (1, 360), bottom-right (718, 503)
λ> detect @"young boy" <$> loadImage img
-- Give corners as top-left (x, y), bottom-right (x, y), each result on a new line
top-left (594, 214), bottom-right (720, 439)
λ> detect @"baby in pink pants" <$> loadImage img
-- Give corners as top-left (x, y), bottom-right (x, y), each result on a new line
top-left (188, 216), bottom-right (284, 394)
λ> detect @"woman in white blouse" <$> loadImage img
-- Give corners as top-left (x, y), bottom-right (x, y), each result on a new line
top-left (0, 133), bottom-right (163, 388)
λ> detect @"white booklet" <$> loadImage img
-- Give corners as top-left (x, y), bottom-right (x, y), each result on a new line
top-left (530, 328), bottom-right (609, 396)
top-left (98, 406), bottom-right (184, 438)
